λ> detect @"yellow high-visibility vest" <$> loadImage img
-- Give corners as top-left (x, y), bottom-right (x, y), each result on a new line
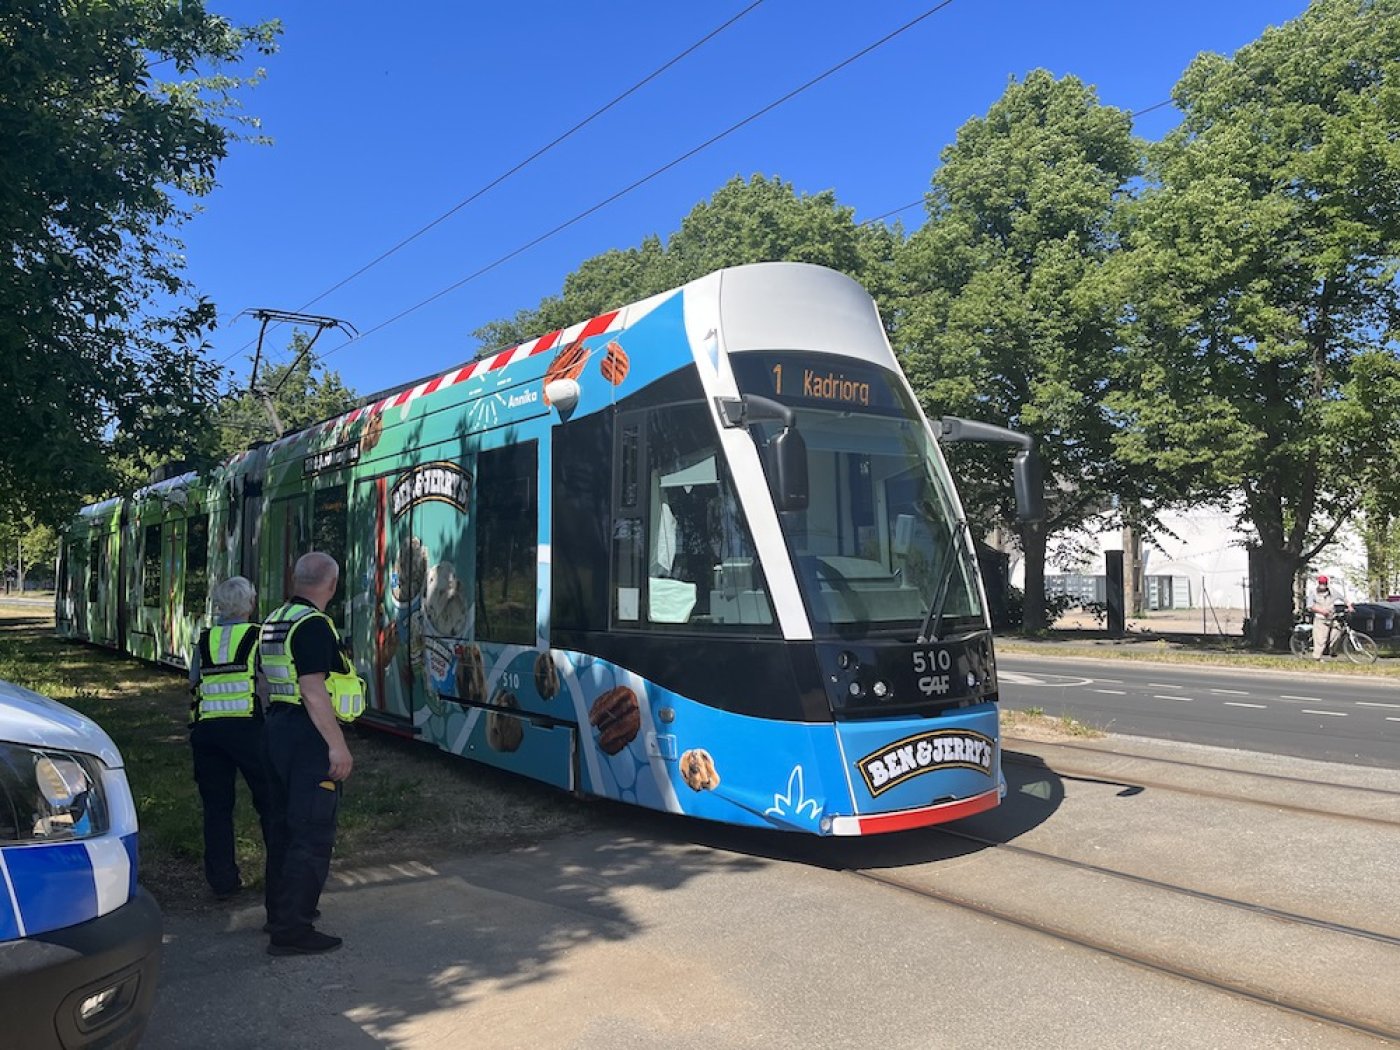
top-left (194, 623), bottom-right (260, 720)
top-left (260, 602), bottom-right (365, 723)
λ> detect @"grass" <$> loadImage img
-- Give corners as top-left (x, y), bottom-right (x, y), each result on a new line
top-left (0, 604), bottom-right (597, 913)
top-left (1000, 706), bottom-right (1104, 740)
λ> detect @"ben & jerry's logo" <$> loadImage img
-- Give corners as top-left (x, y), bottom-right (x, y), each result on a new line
top-left (390, 461), bottom-right (472, 519)
top-left (857, 730), bottom-right (994, 797)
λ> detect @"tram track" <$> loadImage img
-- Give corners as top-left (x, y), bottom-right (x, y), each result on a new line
top-left (848, 865), bottom-right (1400, 1045)
top-left (1002, 736), bottom-right (1400, 830)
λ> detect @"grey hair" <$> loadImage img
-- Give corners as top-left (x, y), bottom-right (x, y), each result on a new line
top-left (292, 550), bottom-right (339, 591)
top-left (210, 576), bottom-right (257, 621)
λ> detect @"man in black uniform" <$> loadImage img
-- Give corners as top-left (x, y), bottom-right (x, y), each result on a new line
top-left (261, 551), bottom-right (354, 956)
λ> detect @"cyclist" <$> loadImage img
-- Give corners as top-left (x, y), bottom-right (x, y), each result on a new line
top-left (1307, 574), bottom-right (1353, 660)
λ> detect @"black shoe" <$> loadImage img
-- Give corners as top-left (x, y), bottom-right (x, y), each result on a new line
top-left (213, 882), bottom-right (244, 902)
top-left (262, 909), bottom-right (320, 934)
top-left (267, 929), bottom-right (342, 956)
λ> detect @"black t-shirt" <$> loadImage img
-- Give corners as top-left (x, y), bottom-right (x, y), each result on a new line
top-left (286, 597), bottom-right (342, 679)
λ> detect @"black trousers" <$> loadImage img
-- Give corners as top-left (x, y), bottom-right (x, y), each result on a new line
top-left (264, 704), bottom-right (340, 939)
top-left (189, 718), bottom-right (276, 900)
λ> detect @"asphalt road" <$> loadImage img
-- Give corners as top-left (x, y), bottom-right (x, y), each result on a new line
top-left (996, 652), bottom-right (1400, 769)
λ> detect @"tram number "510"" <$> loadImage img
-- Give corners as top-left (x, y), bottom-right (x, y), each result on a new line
top-left (912, 648), bottom-right (952, 697)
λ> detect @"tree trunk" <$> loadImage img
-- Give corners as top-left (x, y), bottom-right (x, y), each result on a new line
top-left (1019, 520), bottom-right (1048, 632)
top-left (1248, 543), bottom-right (1300, 650)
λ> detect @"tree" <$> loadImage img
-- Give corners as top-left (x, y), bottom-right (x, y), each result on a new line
top-left (212, 332), bottom-right (358, 458)
top-left (474, 175), bottom-right (897, 349)
top-left (1111, 0), bottom-right (1400, 647)
top-left (894, 70), bottom-right (1142, 631)
top-left (0, 2), bottom-right (279, 524)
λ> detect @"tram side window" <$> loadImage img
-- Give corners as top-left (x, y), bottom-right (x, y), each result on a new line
top-left (551, 411), bottom-right (612, 634)
top-left (312, 485), bottom-right (349, 625)
top-left (88, 536), bottom-right (101, 602)
top-left (475, 441), bottom-right (538, 644)
top-left (142, 524), bottom-right (162, 607)
top-left (644, 404), bottom-right (774, 629)
top-left (186, 513), bottom-right (210, 615)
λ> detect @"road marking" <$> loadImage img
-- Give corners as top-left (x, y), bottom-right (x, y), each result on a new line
top-left (1388, 717), bottom-right (1400, 723)
top-left (1148, 683), bottom-right (1184, 689)
top-left (1223, 702), bottom-right (1267, 709)
top-left (1357, 701), bottom-right (1400, 709)
top-left (1210, 689), bottom-right (1250, 695)
top-left (1094, 689), bottom-right (1126, 695)
top-left (1153, 695), bottom-right (1195, 702)
top-left (1302, 709), bottom-right (1347, 717)
top-left (1281, 695), bottom-right (1322, 702)
top-left (1095, 678), bottom-right (1124, 684)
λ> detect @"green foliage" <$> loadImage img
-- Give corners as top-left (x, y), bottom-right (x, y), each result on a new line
top-left (892, 70), bottom-right (1142, 628)
top-left (1111, 0), bottom-right (1400, 644)
top-left (0, 1), bottom-right (280, 525)
top-left (473, 175), bottom-right (897, 349)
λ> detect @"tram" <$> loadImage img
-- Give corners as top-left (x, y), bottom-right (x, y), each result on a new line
top-left (56, 262), bottom-right (1041, 836)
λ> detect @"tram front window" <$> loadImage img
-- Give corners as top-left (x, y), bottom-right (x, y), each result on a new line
top-left (761, 408), bottom-right (982, 640)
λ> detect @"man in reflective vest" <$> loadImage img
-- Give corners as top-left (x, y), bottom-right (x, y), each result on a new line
top-left (261, 551), bottom-right (354, 956)
top-left (188, 576), bottom-right (275, 906)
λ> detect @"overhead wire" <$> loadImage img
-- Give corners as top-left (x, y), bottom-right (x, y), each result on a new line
top-left (312, 0), bottom-right (963, 367)
top-left (214, 0), bottom-right (766, 371)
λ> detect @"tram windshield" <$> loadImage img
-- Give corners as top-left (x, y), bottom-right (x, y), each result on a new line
top-left (732, 353), bottom-right (984, 640)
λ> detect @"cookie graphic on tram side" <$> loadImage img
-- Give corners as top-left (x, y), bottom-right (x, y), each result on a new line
top-left (542, 338), bottom-right (592, 404)
top-left (486, 689), bottom-right (525, 752)
top-left (392, 536), bottom-right (429, 603)
top-left (534, 652), bottom-right (559, 700)
top-left (359, 411), bottom-right (384, 455)
top-left (454, 643), bottom-right (487, 703)
top-left (679, 749), bottom-right (720, 792)
top-left (588, 687), bottom-right (640, 756)
top-left (377, 625), bottom-right (398, 670)
top-left (599, 340), bottom-right (629, 386)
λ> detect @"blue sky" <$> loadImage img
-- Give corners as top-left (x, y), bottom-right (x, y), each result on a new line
top-left (184, 0), bottom-right (1309, 398)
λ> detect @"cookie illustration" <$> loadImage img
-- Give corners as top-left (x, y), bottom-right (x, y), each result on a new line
top-left (454, 643), bottom-right (486, 703)
top-left (392, 536), bottom-right (428, 603)
top-left (486, 689), bottom-right (525, 752)
top-left (359, 411), bottom-right (384, 455)
top-left (534, 652), bottom-right (559, 700)
top-left (599, 340), bottom-right (629, 386)
top-left (679, 749), bottom-right (720, 792)
top-left (588, 687), bottom-right (640, 756)
top-left (542, 337), bottom-right (592, 404)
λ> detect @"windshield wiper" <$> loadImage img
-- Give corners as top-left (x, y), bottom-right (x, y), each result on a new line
top-left (917, 519), bottom-right (968, 644)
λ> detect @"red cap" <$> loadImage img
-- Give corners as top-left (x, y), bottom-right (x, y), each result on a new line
top-left (1317, 575), bottom-right (1329, 584)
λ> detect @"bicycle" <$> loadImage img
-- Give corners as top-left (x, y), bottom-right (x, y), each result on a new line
top-left (1289, 606), bottom-right (1378, 664)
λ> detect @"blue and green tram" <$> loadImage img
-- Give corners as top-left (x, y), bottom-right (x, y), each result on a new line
top-left (58, 262), bottom-right (1040, 836)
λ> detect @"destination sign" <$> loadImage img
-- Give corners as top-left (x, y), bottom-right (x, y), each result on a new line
top-left (303, 441), bottom-right (361, 477)
top-left (730, 353), bottom-right (907, 415)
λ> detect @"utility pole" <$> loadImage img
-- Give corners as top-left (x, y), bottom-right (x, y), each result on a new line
top-left (238, 309), bottom-right (357, 438)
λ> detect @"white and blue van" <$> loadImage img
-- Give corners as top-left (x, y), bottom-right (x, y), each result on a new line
top-left (0, 678), bottom-right (161, 1048)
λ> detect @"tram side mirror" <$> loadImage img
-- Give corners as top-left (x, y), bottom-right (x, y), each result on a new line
top-left (767, 426), bottom-right (809, 513)
top-left (715, 393), bottom-right (809, 512)
top-left (1013, 450), bottom-right (1044, 524)
top-left (939, 416), bottom-right (1044, 524)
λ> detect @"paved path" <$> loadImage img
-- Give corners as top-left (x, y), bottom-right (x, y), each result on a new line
top-left (142, 733), bottom-right (1400, 1049)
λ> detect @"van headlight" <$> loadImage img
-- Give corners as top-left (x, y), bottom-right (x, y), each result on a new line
top-left (0, 743), bottom-right (109, 842)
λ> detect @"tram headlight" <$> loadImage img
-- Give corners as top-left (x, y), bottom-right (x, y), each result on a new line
top-left (836, 650), bottom-right (858, 672)
top-left (871, 680), bottom-right (890, 699)
top-left (847, 681), bottom-right (865, 699)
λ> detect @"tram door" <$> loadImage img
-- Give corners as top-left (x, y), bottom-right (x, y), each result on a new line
top-left (349, 475), bottom-right (419, 724)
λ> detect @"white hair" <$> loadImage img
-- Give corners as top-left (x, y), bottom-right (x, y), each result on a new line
top-left (210, 576), bottom-right (257, 621)
top-left (292, 551), bottom-right (339, 591)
